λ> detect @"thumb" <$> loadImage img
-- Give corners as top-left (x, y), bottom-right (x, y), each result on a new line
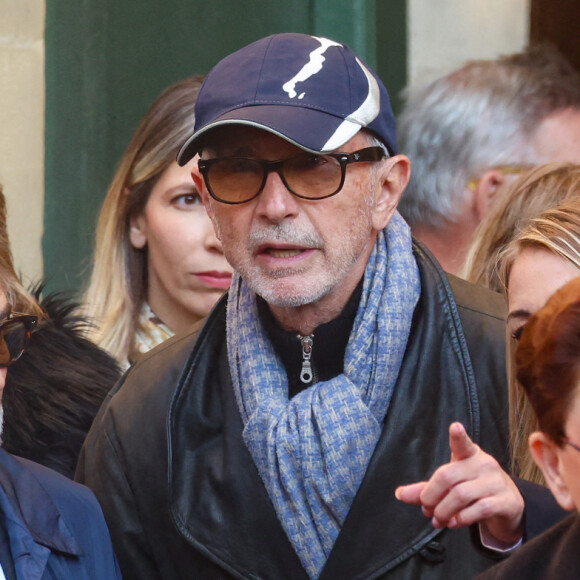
top-left (449, 422), bottom-right (477, 462)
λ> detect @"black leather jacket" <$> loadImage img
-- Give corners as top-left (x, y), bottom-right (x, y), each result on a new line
top-left (77, 243), bottom-right (513, 579)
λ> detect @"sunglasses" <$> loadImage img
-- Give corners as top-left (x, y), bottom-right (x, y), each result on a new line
top-left (0, 313), bottom-right (38, 368)
top-left (197, 147), bottom-right (387, 204)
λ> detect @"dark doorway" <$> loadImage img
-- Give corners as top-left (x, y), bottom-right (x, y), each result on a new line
top-left (531, 0), bottom-right (580, 72)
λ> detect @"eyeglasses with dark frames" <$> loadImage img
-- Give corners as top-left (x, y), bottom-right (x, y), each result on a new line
top-left (466, 165), bottom-right (533, 191)
top-left (0, 313), bottom-right (38, 368)
top-left (197, 146), bottom-right (387, 205)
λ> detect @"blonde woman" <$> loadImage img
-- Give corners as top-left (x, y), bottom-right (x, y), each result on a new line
top-left (460, 165), bottom-right (580, 484)
top-left (476, 277), bottom-right (580, 578)
top-left (461, 162), bottom-right (580, 290)
top-left (84, 76), bottom-right (232, 367)
top-left (497, 200), bottom-right (580, 484)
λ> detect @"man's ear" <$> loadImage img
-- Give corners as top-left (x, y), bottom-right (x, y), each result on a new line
top-left (529, 431), bottom-right (575, 511)
top-left (129, 213), bottom-right (147, 250)
top-left (471, 168), bottom-right (507, 221)
top-left (372, 154), bottom-right (411, 231)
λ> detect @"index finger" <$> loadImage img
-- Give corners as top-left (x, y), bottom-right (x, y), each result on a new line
top-left (449, 422), bottom-right (477, 462)
top-left (395, 481), bottom-right (427, 505)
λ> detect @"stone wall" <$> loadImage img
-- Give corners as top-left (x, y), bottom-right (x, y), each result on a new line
top-left (408, 0), bottom-right (530, 86)
top-left (0, 0), bottom-right (45, 286)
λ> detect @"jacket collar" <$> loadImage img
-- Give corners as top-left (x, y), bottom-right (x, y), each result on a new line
top-left (0, 450), bottom-right (80, 558)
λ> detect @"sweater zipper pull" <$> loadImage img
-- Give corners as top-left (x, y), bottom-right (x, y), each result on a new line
top-left (298, 334), bottom-right (314, 384)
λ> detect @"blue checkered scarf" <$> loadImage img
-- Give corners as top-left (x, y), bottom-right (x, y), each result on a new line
top-left (227, 212), bottom-right (420, 579)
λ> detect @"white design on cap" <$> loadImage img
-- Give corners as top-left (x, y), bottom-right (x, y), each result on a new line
top-left (322, 57), bottom-right (381, 151)
top-left (282, 36), bottom-right (342, 99)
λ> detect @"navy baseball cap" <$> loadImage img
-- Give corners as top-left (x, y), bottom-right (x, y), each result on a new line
top-left (177, 33), bottom-right (397, 165)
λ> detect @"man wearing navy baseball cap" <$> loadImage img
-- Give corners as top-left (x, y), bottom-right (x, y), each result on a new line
top-left (78, 34), bottom-right (559, 579)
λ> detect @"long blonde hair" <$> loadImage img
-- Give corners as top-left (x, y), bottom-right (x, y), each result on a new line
top-left (462, 162), bottom-right (580, 290)
top-left (0, 185), bottom-right (44, 318)
top-left (497, 200), bottom-right (580, 484)
top-left (83, 76), bottom-right (204, 364)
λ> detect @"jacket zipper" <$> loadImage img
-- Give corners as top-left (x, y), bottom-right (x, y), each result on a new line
top-left (298, 334), bottom-right (315, 384)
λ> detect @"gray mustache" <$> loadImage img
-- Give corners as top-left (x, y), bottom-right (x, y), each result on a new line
top-left (248, 224), bottom-right (322, 248)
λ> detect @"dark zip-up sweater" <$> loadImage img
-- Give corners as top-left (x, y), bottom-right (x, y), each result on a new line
top-left (258, 280), bottom-right (363, 398)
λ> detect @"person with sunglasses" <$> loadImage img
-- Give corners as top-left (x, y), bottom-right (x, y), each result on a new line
top-left (0, 313), bottom-right (37, 370)
top-left (78, 33), bottom-right (558, 580)
top-left (477, 276), bottom-right (580, 578)
top-left (0, 293), bottom-right (121, 579)
top-left (0, 184), bottom-right (121, 479)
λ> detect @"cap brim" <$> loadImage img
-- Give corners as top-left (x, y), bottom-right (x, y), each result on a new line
top-left (176, 104), bottom-right (362, 165)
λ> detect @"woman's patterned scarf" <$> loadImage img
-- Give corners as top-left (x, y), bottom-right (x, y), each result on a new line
top-left (227, 212), bottom-right (420, 578)
top-left (130, 303), bottom-right (173, 368)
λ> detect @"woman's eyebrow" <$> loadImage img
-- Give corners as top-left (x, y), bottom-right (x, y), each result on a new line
top-left (506, 308), bottom-right (530, 322)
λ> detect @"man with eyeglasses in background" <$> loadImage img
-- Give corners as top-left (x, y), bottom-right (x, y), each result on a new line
top-left (398, 45), bottom-right (580, 275)
top-left (77, 33), bottom-right (563, 579)
top-left (0, 295), bottom-right (121, 579)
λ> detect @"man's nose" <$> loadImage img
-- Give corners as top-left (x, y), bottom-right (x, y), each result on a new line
top-left (254, 170), bottom-right (300, 223)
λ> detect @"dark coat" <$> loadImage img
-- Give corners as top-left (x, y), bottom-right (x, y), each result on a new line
top-left (475, 511), bottom-right (580, 579)
top-left (76, 243), bottom-right (556, 579)
top-left (0, 448), bottom-right (121, 579)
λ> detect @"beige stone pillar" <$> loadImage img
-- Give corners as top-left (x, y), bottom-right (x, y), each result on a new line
top-left (408, 0), bottom-right (530, 86)
top-left (0, 0), bottom-right (45, 287)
